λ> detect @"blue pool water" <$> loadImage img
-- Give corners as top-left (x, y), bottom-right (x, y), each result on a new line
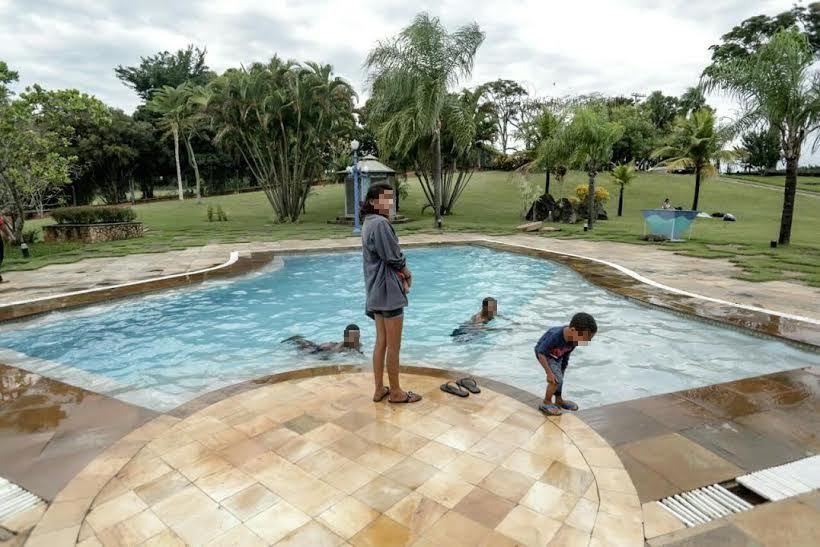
top-left (1, 246), bottom-right (817, 411)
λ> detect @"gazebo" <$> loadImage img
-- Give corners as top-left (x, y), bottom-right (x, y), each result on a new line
top-left (328, 155), bottom-right (409, 225)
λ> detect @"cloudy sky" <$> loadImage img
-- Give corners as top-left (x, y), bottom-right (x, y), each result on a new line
top-left (0, 0), bottom-right (807, 155)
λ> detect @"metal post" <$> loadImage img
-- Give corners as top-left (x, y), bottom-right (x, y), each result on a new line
top-left (352, 150), bottom-right (361, 234)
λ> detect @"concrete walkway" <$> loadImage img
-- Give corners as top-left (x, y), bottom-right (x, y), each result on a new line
top-left (2, 234), bottom-right (818, 321)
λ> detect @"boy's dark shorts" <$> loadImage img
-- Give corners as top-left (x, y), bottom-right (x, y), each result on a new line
top-left (366, 308), bottom-right (404, 320)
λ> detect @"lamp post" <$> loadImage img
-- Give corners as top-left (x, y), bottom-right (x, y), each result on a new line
top-left (351, 139), bottom-right (361, 234)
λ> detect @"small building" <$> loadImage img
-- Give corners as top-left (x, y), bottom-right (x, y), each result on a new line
top-left (329, 155), bottom-right (409, 225)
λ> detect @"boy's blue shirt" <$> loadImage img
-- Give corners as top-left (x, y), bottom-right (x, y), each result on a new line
top-left (534, 326), bottom-right (577, 365)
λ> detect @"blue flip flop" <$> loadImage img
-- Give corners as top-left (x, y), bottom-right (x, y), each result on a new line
top-left (558, 400), bottom-right (579, 411)
top-left (538, 403), bottom-right (563, 416)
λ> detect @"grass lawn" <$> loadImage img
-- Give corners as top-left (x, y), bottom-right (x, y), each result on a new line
top-left (724, 173), bottom-right (820, 194)
top-left (4, 170), bottom-right (819, 286)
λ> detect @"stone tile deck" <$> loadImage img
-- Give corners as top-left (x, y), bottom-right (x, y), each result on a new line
top-left (23, 372), bottom-right (642, 546)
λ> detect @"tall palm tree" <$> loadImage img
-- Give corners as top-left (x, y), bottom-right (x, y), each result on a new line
top-left (366, 13), bottom-right (484, 228)
top-left (702, 29), bottom-right (820, 245)
top-left (610, 161), bottom-right (638, 216)
top-left (558, 106), bottom-right (623, 230)
top-left (148, 84), bottom-right (189, 200)
top-left (651, 108), bottom-right (733, 211)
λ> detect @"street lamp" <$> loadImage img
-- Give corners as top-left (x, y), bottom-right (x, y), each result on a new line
top-left (351, 139), bottom-right (361, 234)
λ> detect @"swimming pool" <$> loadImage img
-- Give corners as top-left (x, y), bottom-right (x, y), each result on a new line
top-left (1, 245), bottom-right (817, 411)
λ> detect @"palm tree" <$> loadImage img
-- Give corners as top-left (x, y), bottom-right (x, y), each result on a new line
top-left (558, 106), bottom-right (623, 230)
top-left (610, 161), bottom-right (637, 216)
top-left (702, 29), bottom-right (820, 245)
top-left (366, 13), bottom-right (484, 228)
top-left (651, 108), bottom-right (733, 211)
top-left (148, 84), bottom-right (189, 200)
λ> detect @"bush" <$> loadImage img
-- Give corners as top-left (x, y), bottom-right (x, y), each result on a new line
top-left (51, 206), bottom-right (137, 225)
top-left (575, 185), bottom-right (610, 204)
top-left (207, 205), bottom-right (214, 222)
top-left (21, 228), bottom-right (39, 245)
top-left (491, 152), bottom-right (531, 171)
top-left (216, 205), bottom-right (228, 221)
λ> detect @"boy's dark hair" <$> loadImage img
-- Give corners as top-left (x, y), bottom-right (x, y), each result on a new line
top-left (344, 324), bottom-right (360, 334)
top-left (482, 297), bottom-right (497, 309)
top-left (569, 312), bottom-right (597, 334)
top-left (359, 183), bottom-right (394, 218)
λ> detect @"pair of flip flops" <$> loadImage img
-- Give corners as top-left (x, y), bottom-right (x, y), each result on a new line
top-left (538, 400), bottom-right (580, 415)
top-left (440, 377), bottom-right (480, 397)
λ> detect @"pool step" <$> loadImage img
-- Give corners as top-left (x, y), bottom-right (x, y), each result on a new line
top-left (656, 455), bottom-right (820, 528)
top-left (0, 477), bottom-right (44, 523)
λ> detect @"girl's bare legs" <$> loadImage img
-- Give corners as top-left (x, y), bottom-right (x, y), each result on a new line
top-left (372, 315), bottom-right (388, 401)
top-left (384, 315), bottom-right (421, 402)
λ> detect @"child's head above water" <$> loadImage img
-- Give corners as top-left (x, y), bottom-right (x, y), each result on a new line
top-left (481, 297), bottom-right (498, 318)
top-left (343, 324), bottom-right (361, 349)
top-left (567, 312), bottom-right (597, 344)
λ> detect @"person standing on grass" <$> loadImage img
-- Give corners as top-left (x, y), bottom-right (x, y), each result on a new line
top-left (361, 183), bottom-right (422, 404)
top-left (0, 214), bottom-right (15, 283)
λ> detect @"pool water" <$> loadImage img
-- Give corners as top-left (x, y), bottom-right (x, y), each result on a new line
top-left (1, 246), bottom-right (817, 411)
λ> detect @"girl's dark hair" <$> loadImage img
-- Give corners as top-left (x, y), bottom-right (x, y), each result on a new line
top-left (482, 297), bottom-right (497, 310)
top-left (344, 324), bottom-right (360, 334)
top-left (360, 183), bottom-right (394, 218)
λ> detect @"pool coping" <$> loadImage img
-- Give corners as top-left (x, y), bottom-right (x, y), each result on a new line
top-left (1, 238), bottom-right (817, 349)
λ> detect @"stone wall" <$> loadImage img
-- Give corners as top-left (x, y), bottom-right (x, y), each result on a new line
top-left (43, 222), bottom-right (144, 243)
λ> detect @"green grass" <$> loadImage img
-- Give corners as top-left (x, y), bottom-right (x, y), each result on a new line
top-left (4, 171), bottom-right (819, 286)
top-left (724, 173), bottom-right (820, 193)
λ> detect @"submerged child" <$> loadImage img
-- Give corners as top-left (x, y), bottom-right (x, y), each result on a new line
top-left (282, 324), bottom-right (362, 359)
top-left (534, 312), bottom-right (597, 415)
top-left (451, 297), bottom-right (517, 341)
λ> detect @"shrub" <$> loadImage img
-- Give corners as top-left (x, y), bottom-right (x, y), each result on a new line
top-left (207, 205), bottom-right (214, 222)
top-left (575, 185), bottom-right (610, 204)
top-left (21, 228), bottom-right (39, 245)
top-left (216, 205), bottom-right (228, 221)
top-left (52, 206), bottom-right (137, 225)
top-left (491, 152), bottom-right (531, 171)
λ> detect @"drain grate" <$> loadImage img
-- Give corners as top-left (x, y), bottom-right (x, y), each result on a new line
top-left (0, 477), bottom-right (43, 523)
top-left (657, 484), bottom-right (753, 527)
top-left (736, 454), bottom-right (820, 502)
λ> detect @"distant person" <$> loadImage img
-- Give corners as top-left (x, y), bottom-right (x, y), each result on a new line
top-left (534, 312), bottom-right (597, 416)
top-left (661, 198), bottom-right (672, 210)
top-left (361, 183), bottom-right (421, 404)
top-left (451, 297), bottom-right (519, 340)
top-left (282, 324), bottom-right (362, 359)
top-left (0, 214), bottom-right (15, 283)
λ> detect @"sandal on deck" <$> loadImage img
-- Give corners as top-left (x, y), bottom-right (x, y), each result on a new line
top-left (440, 381), bottom-right (469, 398)
top-left (373, 387), bottom-right (390, 402)
top-left (558, 400), bottom-right (579, 411)
top-left (389, 391), bottom-right (422, 404)
top-left (456, 377), bottom-right (481, 394)
top-left (539, 403), bottom-right (563, 416)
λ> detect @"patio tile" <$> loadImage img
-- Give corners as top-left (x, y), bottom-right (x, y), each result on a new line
top-left (501, 448), bottom-right (554, 479)
top-left (479, 466), bottom-right (535, 503)
top-left (496, 505), bottom-right (562, 547)
top-left (334, 411), bottom-right (376, 432)
top-left (284, 414), bottom-right (326, 435)
top-left (25, 525), bottom-right (81, 547)
top-left (196, 467), bottom-right (256, 501)
top-left (565, 497), bottom-right (597, 533)
top-left (417, 471), bottom-right (475, 509)
top-left (541, 461), bottom-right (594, 497)
top-left (161, 441), bottom-right (210, 468)
top-left (384, 492), bottom-right (447, 536)
top-left (679, 385), bottom-right (763, 420)
top-left (206, 524), bottom-right (267, 546)
top-left (591, 510), bottom-right (643, 546)
top-left (453, 487), bottom-right (516, 529)
top-left (381, 431), bottom-right (430, 455)
top-left (442, 453), bottom-right (496, 485)
top-left (256, 428), bottom-right (300, 450)
top-left (95, 509), bottom-right (166, 546)
top-left (177, 454), bottom-right (232, 482)
top-left (134, 470), bottom-right (191, 506)
top-left (151, 485), bottom-right (217, 527)
top-left (329, 434), bottom-right (371, 460)
top-left (218, 437), bottom-right (270, 467)
top-left (385, 456), bottom-right (439, 490)
top-left (577, 405), bottom-right (672, 446)
top-left (33, 498), bottom-right (92, 534)
top-left (736, 409), bottom-right (820, 452)
top-left (170, 504), bottom-right (239, 544)
top-left (117, 455), bottom-right (172, 490)
top-left (358, 421), bottom-right (403, 445)
top-left (220, 483), bottom-right (280, 521)
top-left (614, 450), bottom-right (679, 503)
top-left (626, 394), bottom-right (727, 430)
top-left (305, 423), bottom-right (350, 447)
top-left (350, 515), bottom-right (411, 547)
top-left (619, 433), bottom-right (742, 492)
top-left (647, 522), bottom-right (761, 546)
top-left (318, 496), bottom-right (380, 539)
top-left (199, 428), bottom-right (249, 452)
top-left (324, 459), bottom-right (380, 494)
top-left (421, 510), bottom-right (493, 547)
top-left (643, 501), bottom-right (685, 539)
top-left (466, 436), bottom-right (518, 464)
top-left (435, 426), bottom-right (484, 451)
top-left (354, 476), bottom-right (413, 512)
top-left (400, 414), bottom-right (453, 440)
top-left (297, 448), bottom-right (350, 478)
top-left (680, 421), bottom-right (808, 471)
top-left (731, 498), bottom-right (820, 547)
top-left (275, 436), bottom-right (323, 463)
top-left (549, 525), bottom-right (592, 547)
top-left (486, 422), bottom-right (534, 445)
top-left (86, 491), bottom-right (148, 533)
top-left (275, 520), bottom-right (345, 547)
top-left (356, 444), bottom-right (406, 473)
top-left (245, 502), bottom-right (311, 544)
top-left (412, 440), bottom-right (461, 469)
top-left (520, 481), bottom-right (577, 521)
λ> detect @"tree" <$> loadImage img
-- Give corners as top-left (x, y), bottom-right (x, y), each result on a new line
top-left (741, 127), bottom-right (781, 173)
top-left (530, 109), bottom-right (567, 195)
top-left (678, 87), bottom-right (707, 116)
top-left (610, 162), bottom-right (638, 216)
top-left (652, 109), bottom-right (733, 211)
top-left (705, 4), bottom-right (820, 73)
top-left (115, 45), bottom-right (214, 101)
top-left (366, 12), bottom-right (485, 228)
top-left (202, 58), bottom-right (355, 222)
top-left (0, 61), bottom-right (18, 103)
top-left (482, 79), bottom-right (527, 153)
top-left (148, 84), bottom-right (199, 200)
top-left (608, 104), bottom-right (658, 168)
top-left (703, 29), bottom-right (820, 245)
top-left (642, 91), bottom-right (679, 130)
top-left (557, 106), bottom-right (624, 230)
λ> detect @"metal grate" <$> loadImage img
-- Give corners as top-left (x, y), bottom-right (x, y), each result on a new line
top-left (736, 454), bottom-right (820, 502)
top-left (657, 484), bottom-right (753, 527)
top-left (0, 477), bottom-right (43, 523)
